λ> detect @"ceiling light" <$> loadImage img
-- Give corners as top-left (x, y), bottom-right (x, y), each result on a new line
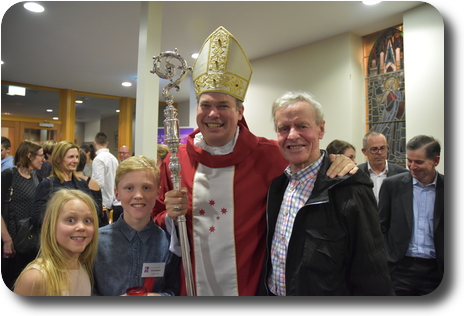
top-left (24, 2), bottom-right (45, 12)
top-left (7, 85), bottom-right (26, 96)
top-left (363, 1), bottom-right (381, 5)
top-left (46, 109), bottom-right (53, 112)
top-left (191, 53), bottom-right (199, 59)
top-left (122, 82), bottom-right (132, 87)
top-left (75, 100), bottom-right (83, 104)
top-left (116, 110), bottom-right (120, 113)
top-left (53, 117), bottom-right (59, 120)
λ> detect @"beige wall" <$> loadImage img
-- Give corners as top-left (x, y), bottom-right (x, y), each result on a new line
top-left (145, 3), bottom-right (444, 174)
top-left (404, 3), bottom-right (444, 174)
top-left (242, 3), bottom-right (443, 174)
top-left (246, 32), bottom-right (365, 161)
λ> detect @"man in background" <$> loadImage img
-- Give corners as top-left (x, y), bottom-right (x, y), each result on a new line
top-left (118, 145), bottom-right (131, 162)
top-left (112, 145), bottom-right (132, 221)
top-left (358, 131), bottom-right (407, 202)
top-left (92, 132), bottom-right (118, 225)
top-left (378, 135), bottom-right (444, 295)
top-left (1, 137), bottom-right (14, 171)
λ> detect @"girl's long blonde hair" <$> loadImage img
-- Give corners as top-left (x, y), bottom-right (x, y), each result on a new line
top-left (15, 189), bottom-right (99, 295)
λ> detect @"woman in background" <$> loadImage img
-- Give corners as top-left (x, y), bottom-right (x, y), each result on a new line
top-left (1, 140), bottom-right (44, 289)
top-left (37, 140), bottom-right (57, 179)
top-left (76, 151), bottom-right (104, 227)
top-left (80, 144), bottom-right (96, 178)
top-left (31, 141), bottom-right (95, 228)
top-left (326, 139), bottom-right (357, 164)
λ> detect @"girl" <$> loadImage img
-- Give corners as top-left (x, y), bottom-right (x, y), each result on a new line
top-left (14, 189), bottom-right (99, 296)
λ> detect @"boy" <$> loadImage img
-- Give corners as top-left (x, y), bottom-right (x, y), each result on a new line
top-left (93, 156), bottom-right (179, 296)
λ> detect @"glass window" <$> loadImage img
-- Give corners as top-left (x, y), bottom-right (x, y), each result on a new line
top-left (364, 26), bottom-right (406, 167)
top-left (1, 83), bottom-right (60, 119)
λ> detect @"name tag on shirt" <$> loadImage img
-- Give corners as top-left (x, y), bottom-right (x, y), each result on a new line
top-left (141, 263), bottom-right (166, 278)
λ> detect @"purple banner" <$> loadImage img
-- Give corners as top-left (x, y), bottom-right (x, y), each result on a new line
top-left (157, 127), bottom-right (195, 145)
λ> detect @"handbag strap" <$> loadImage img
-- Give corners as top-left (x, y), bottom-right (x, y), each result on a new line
top-left (1, 168), bottom-right (15, 226)
top-left (1, 167), bottom-right (14, 203)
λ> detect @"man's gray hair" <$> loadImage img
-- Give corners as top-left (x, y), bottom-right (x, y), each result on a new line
top-left (271, 91), bottom-right (324, 131)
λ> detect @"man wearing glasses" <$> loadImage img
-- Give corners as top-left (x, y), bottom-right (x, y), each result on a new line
top-left (358, 131), bottom-right (407, 203)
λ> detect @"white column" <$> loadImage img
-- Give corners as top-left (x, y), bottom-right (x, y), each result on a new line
top-left (135, 1), bottom-right (162, 159)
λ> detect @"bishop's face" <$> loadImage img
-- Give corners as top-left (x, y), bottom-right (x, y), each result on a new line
top-left (196, 92), bottom-right (243, 147)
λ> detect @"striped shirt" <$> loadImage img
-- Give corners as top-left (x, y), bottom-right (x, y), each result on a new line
top-left (267, 153), bottom-right (324, 296)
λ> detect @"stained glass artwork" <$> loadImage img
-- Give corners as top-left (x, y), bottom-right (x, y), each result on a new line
top-left (366, 26), bottom-right (406, 166)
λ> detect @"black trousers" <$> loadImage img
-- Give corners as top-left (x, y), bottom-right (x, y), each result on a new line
top-left (391, 256), bottom-right (442, 296)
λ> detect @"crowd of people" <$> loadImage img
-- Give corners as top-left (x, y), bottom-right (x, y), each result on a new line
top-left (1, 26), bottom-right (443, 296)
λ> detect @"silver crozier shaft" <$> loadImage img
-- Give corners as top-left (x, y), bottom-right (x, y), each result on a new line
top-left (151, 50), bottom-right (196, 296)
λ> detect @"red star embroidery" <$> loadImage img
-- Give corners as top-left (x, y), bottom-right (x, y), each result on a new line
top-left (216, 216), bottom-right (220, 220)
top-left (199, 209), bottom-right (205, 216)
top-left (209, 200), bottom-right (215, 206)
top-left (209, 226), bottom-right (216, 233)
top-left (221, 208), bottom-right (227, 214)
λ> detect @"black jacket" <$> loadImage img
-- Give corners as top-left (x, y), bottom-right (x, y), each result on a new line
top-left (378, 171), bottom-right (444, 277)
top-left (30, 175), bottom-right (94, 228)
top-left (260, 152), bottom-right (394, 295)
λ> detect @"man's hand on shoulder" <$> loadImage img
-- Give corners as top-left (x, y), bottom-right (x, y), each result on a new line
top-left (326, 154), bottom-right (358, 178)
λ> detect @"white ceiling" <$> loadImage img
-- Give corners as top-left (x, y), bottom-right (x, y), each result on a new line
top-left (1, 1), bottom-right (424, 122)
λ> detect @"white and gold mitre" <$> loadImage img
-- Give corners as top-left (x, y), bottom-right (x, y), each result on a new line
top-left (192, 26), bottom-right (253, 102)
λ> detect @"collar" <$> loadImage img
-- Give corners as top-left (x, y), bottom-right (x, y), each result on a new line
top-left (113, 215), bottom-right (156, 243)
top-left (96, 148), bottom-right (109, 154)
top-left (367, 160), bottom-right (388, 175)
top-left (193, 126), bottom-right (240, 156)
top-left (186, 121), bottom-right (259, 168)
top-left (412, 171), bottom-right (438, 188)
top-left (284, 151), bottom-right (324, 181)
top-left (2, 156), bottom-right (13, 162)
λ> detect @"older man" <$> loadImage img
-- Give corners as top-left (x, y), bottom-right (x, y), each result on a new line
top-left (358, 131), bottom-right (408, 202)
top-left (152, 27), bottom-right (356, 296)
top-left (118, 145), bottom-right (131, 162)
top-left (260, 91), bottom-right (393, 296)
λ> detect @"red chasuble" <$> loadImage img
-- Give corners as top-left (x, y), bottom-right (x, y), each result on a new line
top-left (153, 122), bottom-right (288, 296)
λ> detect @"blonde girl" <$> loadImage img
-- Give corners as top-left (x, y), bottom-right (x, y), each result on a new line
top-left (14, 189), bottom-right (99, 296)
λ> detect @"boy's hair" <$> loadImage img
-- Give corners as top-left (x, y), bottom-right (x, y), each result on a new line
top-left (17, 189), bottom-right (99, 295)
top-left (115, 155), bottom-right (160, 188)
top-left (94, 132), bottom-right (108, 146)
